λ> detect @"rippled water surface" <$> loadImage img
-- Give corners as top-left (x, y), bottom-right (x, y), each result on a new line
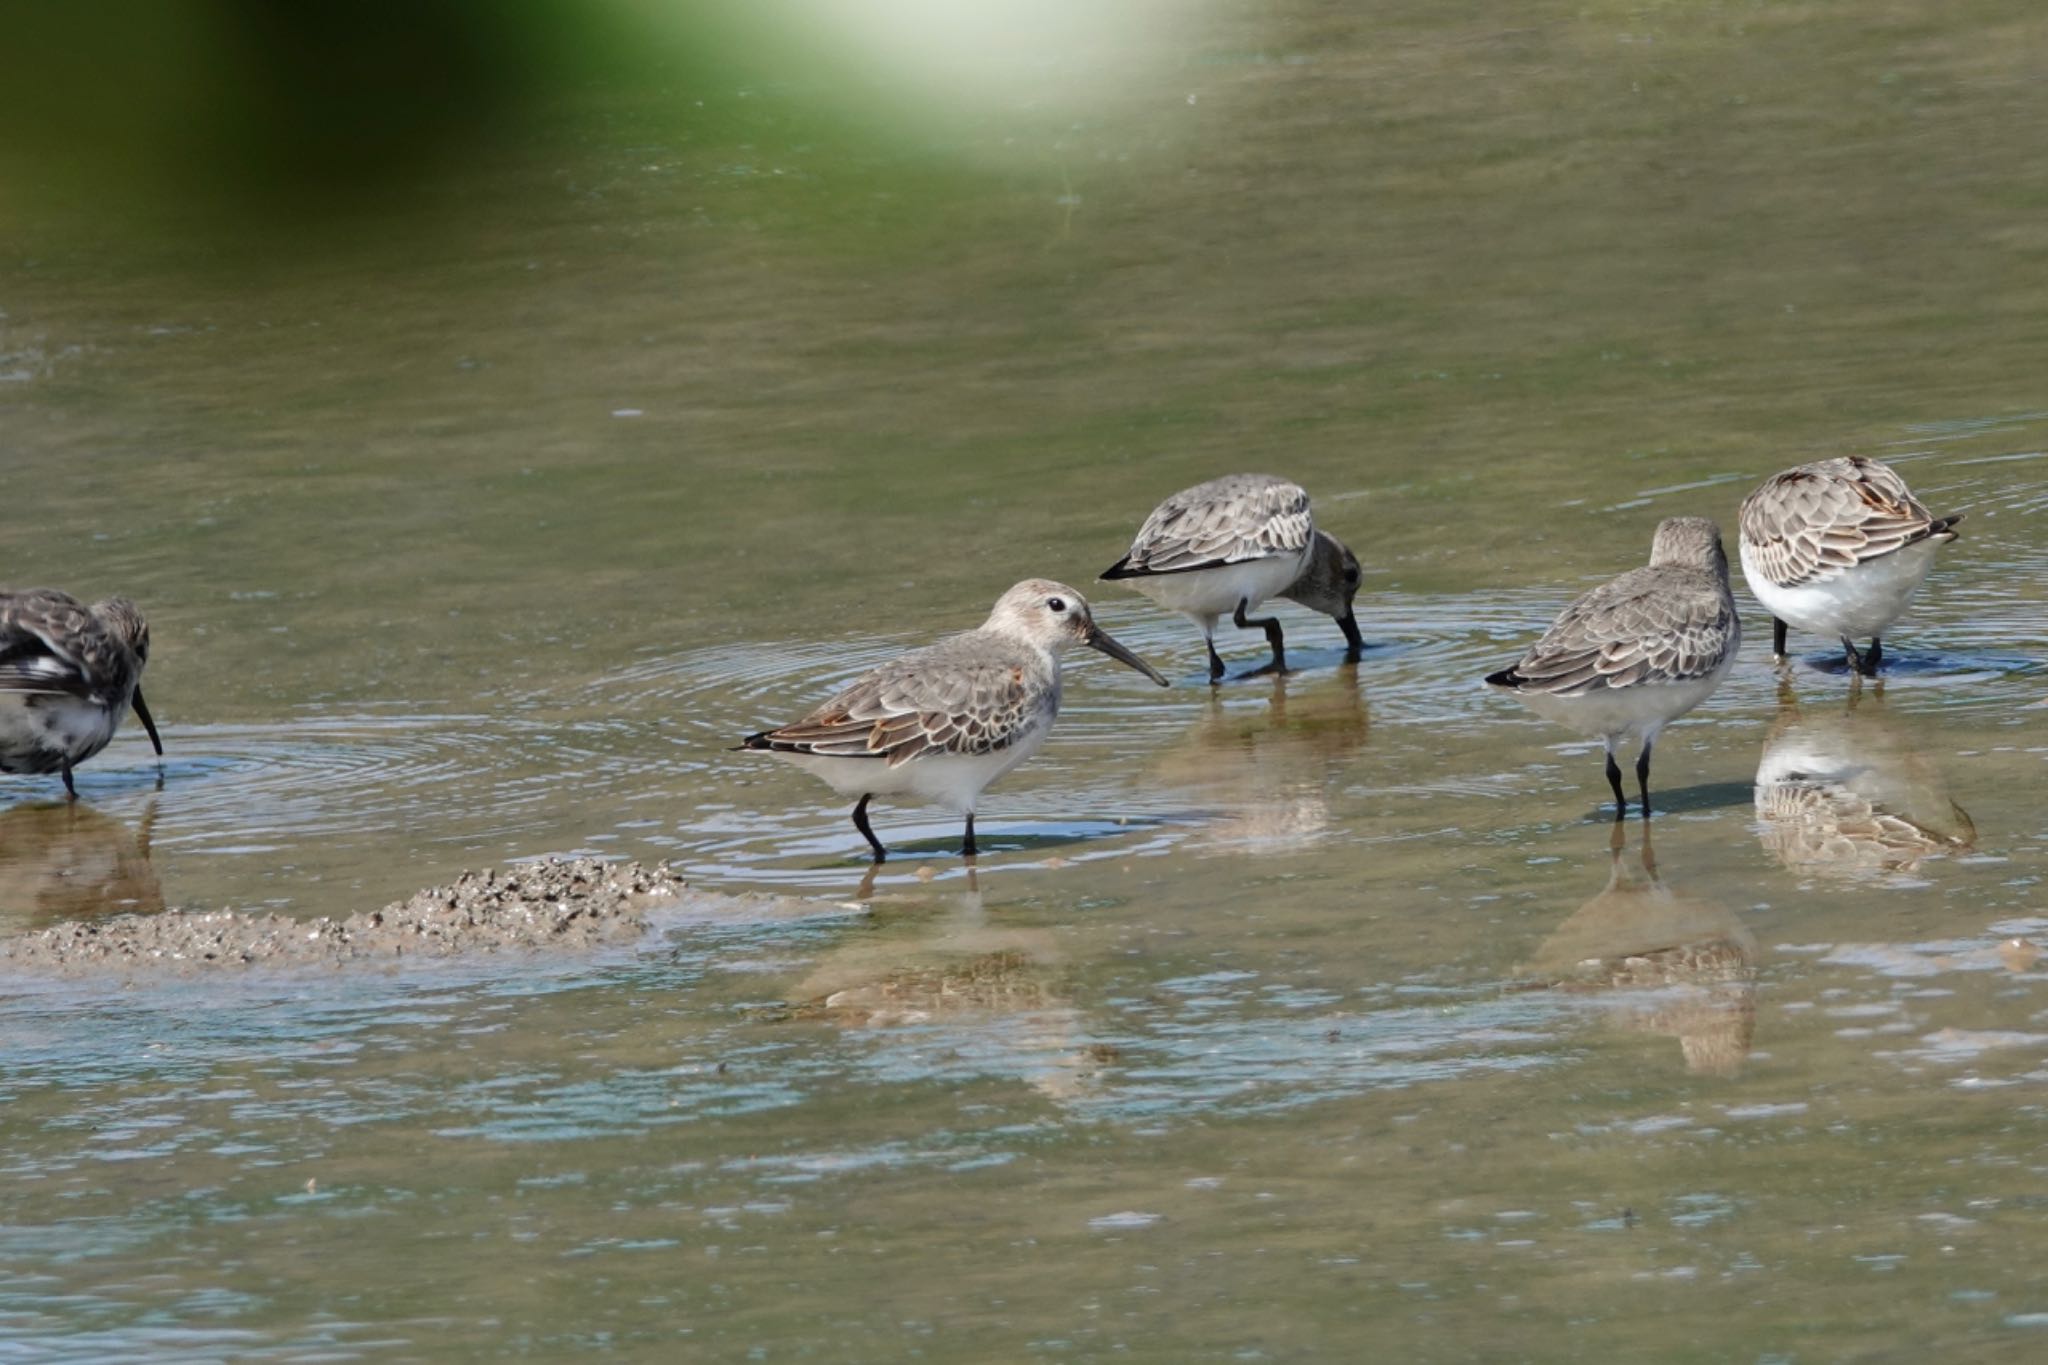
top-left (7, 1), bottom-right (2048, 1358)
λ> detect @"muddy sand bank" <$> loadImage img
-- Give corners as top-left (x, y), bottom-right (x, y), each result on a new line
top-left (0, 857), bottom-right (725, 974)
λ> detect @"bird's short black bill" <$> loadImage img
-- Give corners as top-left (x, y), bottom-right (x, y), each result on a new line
top-left (131, 688), bottom-right (164, 757)
top-left (1337, 609), bottom-right (1365, 654)
top-left (1086, 625), bottom-right (1170, 687)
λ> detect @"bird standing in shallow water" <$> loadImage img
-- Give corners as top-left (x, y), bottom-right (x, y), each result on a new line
top-left (0, 589), bottom-right (163, 798)
top-left (1101, 473), bottom-right (1364, 682)
top-left (1738, 455), bottom-right (1962, 676)
top-left (740, 580), bottom-right (1168, 862)
top-left (1485, 517), bottom-right (1739, 819)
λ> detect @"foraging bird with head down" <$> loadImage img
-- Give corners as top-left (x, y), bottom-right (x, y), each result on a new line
top-left (0, 588), bottom-right (164, 798)
top-left (1485, 517), bottom-right (1739, 819)
top-left (1102, 473), bottom-right (1364, 682)
top-left (740, 579), bottom-right (1168, 863)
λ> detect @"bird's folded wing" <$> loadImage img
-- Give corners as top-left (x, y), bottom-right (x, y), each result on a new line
top-left (1504, 570), bottom-right (1735, 696)
top-left (1117, 479), bottom-right (1312, 574)
top-left (752, 645), bottom-right (1036, 765)
top-left (0, 598), bottom-right (105, 699)
top-left (1740, 460), bottom-right (1945, 587)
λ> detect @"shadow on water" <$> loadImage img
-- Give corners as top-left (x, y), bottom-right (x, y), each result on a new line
top-left (1571, 779), bottom-right (1755, 824)
top-left (1789, 647), bottom-right (2039, 680)
top-left (685, 814), bottom-right (1184, 894)
top-left (1209, 646), bottom-right (1376, 686)
top-left (878, 816), bottom-right (1166, 860)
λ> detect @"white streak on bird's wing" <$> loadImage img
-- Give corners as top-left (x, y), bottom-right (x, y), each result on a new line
top-left (0, 589), bottom-right (108, 699)
top-left (752, 633), bottom-right (1042, 765)
top-left (1119, 474), bottom-right (1313, 573)
top-left (1502, 566), bottom-right (1737, 697)
top-left (1739, 457), bottom-right (1947, 589)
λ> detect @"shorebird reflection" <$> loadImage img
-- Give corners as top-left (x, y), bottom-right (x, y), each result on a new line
top-left (1153, 669), bottom-right (1368, 855)
top-left (0, 798), bottom-right (163, 931)
top-left (1525, 821), bottom-right (1757, 1076)
top-left (1754, 684), bottom-right (1974, 882)
top-left (788, 871), bottom-right (1108, 1103)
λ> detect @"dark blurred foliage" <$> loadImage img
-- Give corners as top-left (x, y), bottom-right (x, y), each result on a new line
top-left (0, 1), bottom-right (706, 220)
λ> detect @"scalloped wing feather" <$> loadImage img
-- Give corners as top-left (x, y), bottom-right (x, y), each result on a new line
top-left (1739, 457), bottom-right (1951, 589)
top-left (1501, 566), bottom-right (1737, 697)
top-left (1120, 475), bottom-right (1314, 573)
top-left (752, 635), bottom-right (1043, 764)
top-left (0, 589), bottom-right (123, 701)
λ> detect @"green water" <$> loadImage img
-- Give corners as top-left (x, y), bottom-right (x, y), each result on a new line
top-left (5, 1), bottom-right (2048, 1358)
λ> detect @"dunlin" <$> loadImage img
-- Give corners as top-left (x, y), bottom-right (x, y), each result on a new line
top-left (1738, 455), bottom-right (1961, 675)
top-left (741, 579), bottom-right (1168, 862)
top-left (1485, 517), bottom-right (1739, 818)
top-left (0, 589), bottom-right (163, 798)
top-left (1101, 473), bottom-right (1363, 681)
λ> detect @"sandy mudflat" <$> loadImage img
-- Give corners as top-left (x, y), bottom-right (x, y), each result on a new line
top-left (0, 856), bottom-right (688, 973)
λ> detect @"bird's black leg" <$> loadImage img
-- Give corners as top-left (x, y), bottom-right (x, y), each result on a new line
top-left (1206, 637), bottom-right (1226, 685)
top-left (1865, 637), bottom-right (1883, 675)
top-left (1771, 617), bottom-right (1788, 662)
top-left (1635, 742), bottom-right (1653, 819)
top-left (1604, 750), bottom-right (1627, 821)
top-left (961, 812), bottom-right (977, 858)
top-left (1233, 599), bottom-right (1288, 675)
top-left (852, 794), bottom-right (886, 863)
top-left (1841, 636), bottom-right (1866, 674)
top-left (61, 762), bottom-right (77, 802)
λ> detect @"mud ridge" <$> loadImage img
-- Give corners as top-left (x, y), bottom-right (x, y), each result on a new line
top-left (0, 856), bottom-right (685, 973)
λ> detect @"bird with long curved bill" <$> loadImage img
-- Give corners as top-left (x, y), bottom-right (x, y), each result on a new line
top-left (740, 580), bottom-right (1168, 862)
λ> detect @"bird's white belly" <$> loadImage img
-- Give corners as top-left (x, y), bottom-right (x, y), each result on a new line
top-left (0, 695), bottom-right (120, 774)
top-left (777, 719), bottom-right (1052, 815)
top-left (1742, 540), bottom-right (1940, 640)
top-left (1123, 553), bottom-right (1307, 629)
top-left (1512, 658), bottom-right (1733, 747)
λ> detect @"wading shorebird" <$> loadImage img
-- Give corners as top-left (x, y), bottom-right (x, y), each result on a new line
top-left (1485, 517), bottom-right (1739, 819)
top-left (1738, 456), bottom-right (1962, 676)
top-left (0, 589), bottom-right (164, 798)
top-left (740, 580), bottom-right (1168, 862)
top-left (1101, 473), bottom-right (1363, 682)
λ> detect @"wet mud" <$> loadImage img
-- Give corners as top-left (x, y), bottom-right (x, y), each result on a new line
top-left (0, 856), bottom-right (685, 974)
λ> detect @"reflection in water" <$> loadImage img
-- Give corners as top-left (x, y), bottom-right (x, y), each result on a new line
top-left (1754, 685), bottom-right (1976, 881)
top-left (786, 869), bottom-right (1107, 1102)
top-left (1151, 669), bottom-right (1368, 854)
top-left (0, 800), bottom-right (163, 930)
top-left (1526, 822), bottom-right (1757, 1076)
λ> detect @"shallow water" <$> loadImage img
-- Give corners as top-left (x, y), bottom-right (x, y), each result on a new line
top-left (7, 1), bottom-right (2048, 1358)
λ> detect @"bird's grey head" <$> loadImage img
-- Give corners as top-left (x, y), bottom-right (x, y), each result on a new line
top-left (1281, 531), bottom-right (1366, 651)
top-left (92, 596), bottom-right (151, 667)
top-left (985, 579), bottom-right (1170, 686)
top-left (1649, 517), bottom-right (1730, 578)
top-left (986, 579), bottom-right (1099, 652)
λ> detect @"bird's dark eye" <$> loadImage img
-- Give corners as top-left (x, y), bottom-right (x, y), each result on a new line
top-left (1047, 597), bottom-right (1067, 613)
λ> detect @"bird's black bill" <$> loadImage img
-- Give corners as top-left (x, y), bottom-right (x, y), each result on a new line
top-left (1337, 609), bottom-right (1365, 655)
top-left (131, 688), bottom-right (164, 757)
top-left (1086, 625), bottom-right (1170, 687)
